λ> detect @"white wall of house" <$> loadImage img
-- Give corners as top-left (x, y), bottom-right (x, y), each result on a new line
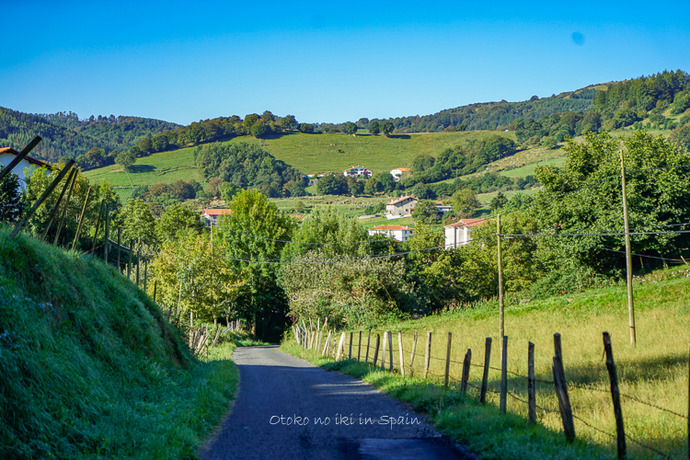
top-left (0, 153), bottom-right (45, 191)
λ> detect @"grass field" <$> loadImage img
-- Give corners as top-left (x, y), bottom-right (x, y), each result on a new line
top-left (285, 267), bottom-right (690, 458)
top-left (84, 130), bottom-right (516, 202)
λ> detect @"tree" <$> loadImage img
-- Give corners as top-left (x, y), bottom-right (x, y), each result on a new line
top-left (0, 166), bottom-right (23, 222)
top-left (297, 123), bottom-right (315, 134)
top-left (412, 154), bottom-right (435, 172)
top-left (381, 121), bottom-right (394, 136)
top-left (251, 122), bottom-right (270, 138)
top-left (220, 182), bottom-right (241, 202)
top-left (281, 115), bottom-right (297, 132)
top-left (116, 198), bottom-right (155, 249)
top-left (316, 175), bottom-right (349, 196)
top-left (345, 122), bottom-right (357, 135)
top-left (451, 188), bottom-right (480, 218)
top-left (218, 190), bottom-right (294, 339)
top-left (490, 192), bottom-right (508, 212)
top-left (411, 200), bottom-right (441, 224)
top-left (155, 203), bottom-right (204, 243)
top-left (115, 150), bottom-right (136, 172)
top-left (369, 120), bottom-right (380, 135)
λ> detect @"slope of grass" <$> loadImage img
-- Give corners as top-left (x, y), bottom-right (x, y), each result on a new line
top-left (0, 226), bottom-right (237, 458)
top-left (283, 267), bottom-right (690, 458)
top-left (85, 130), bottom-right (515, 202)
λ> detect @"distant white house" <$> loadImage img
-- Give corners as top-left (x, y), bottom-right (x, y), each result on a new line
top-left (368, 225), bottom-right (414, 242)
top-left (343, 166), bottom-right (372, 178)
top-left (444, 218), bottom-right (485, 249)
top-left (390, 167), bottom-right (412, 181)
top-left (201, 208), bottom-right (232, 226)
top-left (434, 201), bottom-right (453, 214)
top-left (385, 196), bottom-right (417, 218)
top-left (0, 147), bottom-right (52, 191)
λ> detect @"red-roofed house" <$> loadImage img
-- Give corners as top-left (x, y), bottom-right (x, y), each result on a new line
top-left (385, 196), bottom-right (417, 218)
top-left (0, 147), bottom-right (52, 191)
top-left (444, 218), bottom-right (485, 249)
top-left (367, 224), bottom-right (414, 242)
top-left (201, 208), bottom-right (232, 226)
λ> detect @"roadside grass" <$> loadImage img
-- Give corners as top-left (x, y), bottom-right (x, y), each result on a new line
top-left (282, 267), bottom-right (690, 459)
top-left (0, 226), bottom-right (238, 459)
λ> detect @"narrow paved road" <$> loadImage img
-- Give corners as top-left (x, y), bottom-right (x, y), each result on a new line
top-left (199, 346), bottom-right (474, 460)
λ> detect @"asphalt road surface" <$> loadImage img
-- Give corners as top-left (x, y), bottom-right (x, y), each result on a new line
top-left (199, 346), bottom-right (475, 460)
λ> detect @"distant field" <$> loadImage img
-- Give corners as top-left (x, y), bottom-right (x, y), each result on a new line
top-left (84, 146), bottom-right (204, 202)
top-left (85, 130), bottom-right (516, 202)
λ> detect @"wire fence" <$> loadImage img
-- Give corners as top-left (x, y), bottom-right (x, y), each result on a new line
top-left (293, 325), bottom-right (689, 459)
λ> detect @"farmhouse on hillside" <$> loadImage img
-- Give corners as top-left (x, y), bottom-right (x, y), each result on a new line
top-left (368, 225), bottom-right (414, 242)
top-left (0, 147), bottom-right (52, 191)
top-left (444, 218), bottom-right (484, 249)
top-left (201, 208), bottom-right (232, 226)
top-left (385, 196), bottom-right (417, 218)
top-left (343, 166), bottom-right (372, 179)
top-left (390, 167), bottom-right (412, 181)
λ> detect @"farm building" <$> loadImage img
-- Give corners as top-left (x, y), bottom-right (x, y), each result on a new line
top-left (343, 166), bottom-right (372, 179)
top-left (385, 196), bottom-right (417, 218)
top-left (367, 225), bottom-right (414, 242)
top-left (0, 147), bottom-right (52, 191)
top-left (444, 218), bottom-right (485, 249)
top-left (201, 208), bottom-right (232, 226)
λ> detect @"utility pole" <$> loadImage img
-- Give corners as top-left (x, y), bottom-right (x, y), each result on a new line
top-left (497, 214), bottom-right (505, 347)
top-left (620, 149), bottom-right (636, 347)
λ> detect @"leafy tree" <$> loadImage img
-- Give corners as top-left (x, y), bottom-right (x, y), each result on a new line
top-left (316, 174), bottom-right (349, 196)
top-left (412, 154), bottom-right (435, 172)
top-left (280, 115), bottom-right (297, 131)
top-left (218, 190), bottom-right (294, 339)
top-left (411, 200), bottom-right (441, 224)
top-left (0, 166), bottom-right (23, 222)
top-left (115, 150), bottom-right (136, 171)
top-left (251, 122), bottom-right (270, 138)
top-left (220, 182), bottom-right (241, 202)
top-left (345, 122), bottom-right (357, 134)
top-left (450, 188), bottom-right (480, 218)
top-left (369, 120), bottom-right (380, 135)
top-left (381, 121), bottom-right (394, 136)
top-left (297, 123), bottom-right (315, 134)
top-left (155, 203), bottom-right (205, 243)
top-left (115, 198), bottom-right (155, 249)
top-left (490, 192), bottom-right (508, 212)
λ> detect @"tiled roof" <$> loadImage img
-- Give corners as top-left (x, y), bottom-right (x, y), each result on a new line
top-left (386, 196), bottom-right (415, 206)
top-left (370, 225), bottom-right (412, 231)
top-left (444, 219), bottom-right (485, 228)
top-left (0, 147), bottom-right (52, 169)
top-left (202, 208), bottom-right (232, 216)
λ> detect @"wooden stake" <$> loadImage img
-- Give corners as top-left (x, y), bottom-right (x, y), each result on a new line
top-left (444, 332), bottom-right (453, 387)
top-left (71, 184), bottom-right (91, 250)
top-left (40, 167), bottom-right (76, 242)
top-left (500, 335), bottom-right (508, 413)
top-left (424, 331), bottom-right (432, 379)
top-left (53, 167), bottom-right (78, 246)
top-left (460, 349), bottom-right (471, 393)
top-left (528, 342), bottom-right (536, 425)
top-left (497, 214), bottom-right (505, 352)
top-left (348, 332), bottom-right (353, 359)
top-left (365, 329), bottom-right (372, 363)
top-left (372, 334), bottom-right (380, 365)
top-left (388, 331), bottom-right (393, 372)
top-left (553, 333), bottom-right (575, 443)
top-left (620, 149), bottom-right (636, 347)
top-left (409, 331), bottom-right (418, 377)
top-left (357, 331), bottom-right (362, 361)
top-left (398, 331), bottom-right (405, 377)
top-left (335, 332), bottom-right (346, 360)
top-left (603, 332), bottom-right (626, 459)
top-left (480, 337), bottom-right (492, 403)
top-left (381, 331), bottom-right (387, 369)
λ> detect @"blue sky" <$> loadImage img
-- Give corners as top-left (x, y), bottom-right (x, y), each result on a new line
top-left (2, 1), bottom-right (689, 125)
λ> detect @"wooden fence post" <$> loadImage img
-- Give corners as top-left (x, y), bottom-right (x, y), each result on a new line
top-left (409, 331), bottom-right (418, 377)
top-left (358, 331), bottom-right (362, 361)
top-left (322, 330), bottom-right (332, 356)
top-left (348, 332), bottom-right (353, 359)
top-left (553, 333), bottom-right (575, 443)
top-left (381, 331), bottom-right (386, 370)
top-left (398, 331), bottom-right (406, 377)
top-left (460, 349), bottom-right (471, 393)
top-left (500, 335), bottom-right (508, 413)
top-left (53, 167), bottom-right (78, 246)
top-left (603, 332), bottom-right (626, 459)
top-left (444, 332), bottom-right (453, 387)
top-left (528, 342), bottom-right (536, 425)
top-left (336, 332), bottom-right (346, 360)
top-left (424, 331), bottom-right (432, 379)
top-left (480, 337), bottom-right (492, 403)
top-left (388, 331), bottom-right (394, 372)
top-left (71, 185), bottom-right (91, 250)
top-left (373, 334), bottom-right (380, 366)
top-left (365, 329), bottom-right (372, 363)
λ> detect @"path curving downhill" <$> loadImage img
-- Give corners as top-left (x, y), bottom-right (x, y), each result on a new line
top-left (199, 346), bottom-right (475, 460)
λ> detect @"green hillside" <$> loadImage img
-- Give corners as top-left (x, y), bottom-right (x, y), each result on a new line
top-left (0, 226), bottom-right (236, 458)
top-left (85, 130), bottom-right (516, 202)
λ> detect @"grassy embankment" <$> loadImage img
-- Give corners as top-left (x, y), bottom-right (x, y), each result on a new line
top-left (283, 267), bottom-right (690, 459)
top-left (0, 226), bottom-right (238, 459)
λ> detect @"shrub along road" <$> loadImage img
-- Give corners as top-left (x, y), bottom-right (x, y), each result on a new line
top-left (199, 346), bottom-right (473, 459)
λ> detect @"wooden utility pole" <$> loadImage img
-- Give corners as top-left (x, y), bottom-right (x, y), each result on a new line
top-left (497, 214), bottom-right (505, 349)
top-left (620, 150), bottom-right (636, 347)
